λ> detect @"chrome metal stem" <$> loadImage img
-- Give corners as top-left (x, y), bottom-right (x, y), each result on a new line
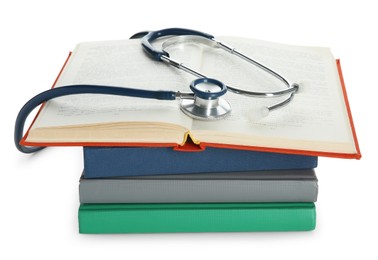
top-left (161, 36), bottom-right (300, 112)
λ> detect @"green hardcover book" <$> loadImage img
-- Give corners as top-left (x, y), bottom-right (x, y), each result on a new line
top-left (79, 203), bottom-right (316, 233)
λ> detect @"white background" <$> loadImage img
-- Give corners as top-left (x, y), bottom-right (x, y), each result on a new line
top-left (1, 0), bottom-right (377, 259)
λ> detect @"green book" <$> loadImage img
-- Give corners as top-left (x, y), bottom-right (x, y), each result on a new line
top-left (79, 203), bottom-right (316, 233)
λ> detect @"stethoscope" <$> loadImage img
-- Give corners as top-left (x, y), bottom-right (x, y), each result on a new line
top-left (15, 28), bottom-right (299, 153)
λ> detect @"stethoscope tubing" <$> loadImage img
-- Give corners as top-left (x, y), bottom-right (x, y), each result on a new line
top-left (14, 85), bottom-right (176, 153)
top-left (15, 28), bottom-right (301, 154)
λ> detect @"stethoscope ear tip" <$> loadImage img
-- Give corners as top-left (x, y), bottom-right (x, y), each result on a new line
top-left (248, 106), bottom-right (270, 122)
top-left (291, 82), bottom-right (301, 93)
top-left (261, 106), bottom-right (270, 117)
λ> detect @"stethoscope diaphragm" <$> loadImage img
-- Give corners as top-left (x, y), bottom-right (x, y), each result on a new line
top-left (180, 78), bottom-right (231, 120)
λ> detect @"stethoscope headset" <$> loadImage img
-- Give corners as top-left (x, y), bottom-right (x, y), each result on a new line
top-left (14, 28), bottom-right (299, 154)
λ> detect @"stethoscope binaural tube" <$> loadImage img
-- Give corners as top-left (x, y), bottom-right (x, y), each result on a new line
top-left (140, 28), bottom-right (215, 61)
top-left (140, 28), bottom-right (300, 111)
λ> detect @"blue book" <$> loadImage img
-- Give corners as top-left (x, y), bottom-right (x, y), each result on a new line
top-left (83, 146), bottom-right (317, 178)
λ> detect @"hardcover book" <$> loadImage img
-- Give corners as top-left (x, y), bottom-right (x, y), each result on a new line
top-left (83, 146), bottom-right (318, 178)
top-left (79, 169), bottom-right (318, 203)
top-left (78, 202), bottom-right (316, 233)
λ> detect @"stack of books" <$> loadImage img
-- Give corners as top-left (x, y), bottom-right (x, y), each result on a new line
top-left (20, 34), bottom-right (361, 233)
top-left (78, 146), bottom-right (318, 233)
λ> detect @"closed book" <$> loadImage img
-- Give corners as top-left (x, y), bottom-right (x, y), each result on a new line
top-left (83, 146), bottom-right (317, 178)
top-left (79, 169), bottom-right (318, 203)
top-left (78, 203), bottom-right (316, 233)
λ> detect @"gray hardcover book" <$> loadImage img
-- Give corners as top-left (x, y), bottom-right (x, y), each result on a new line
top-left (79, 169), bottom-right (318, 203)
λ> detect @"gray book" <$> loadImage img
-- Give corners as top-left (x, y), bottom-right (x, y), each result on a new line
top-left (79, 169), bottom-right (318, 203)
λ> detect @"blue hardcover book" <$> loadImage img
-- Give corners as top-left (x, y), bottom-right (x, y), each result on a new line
top-left (83, 146), bottom-right (317, 178)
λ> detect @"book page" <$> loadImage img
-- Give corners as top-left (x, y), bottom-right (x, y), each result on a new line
top-left (31, 40), bottom-right (194, 130)
top-left (184, 37), bottom-right (356, 153)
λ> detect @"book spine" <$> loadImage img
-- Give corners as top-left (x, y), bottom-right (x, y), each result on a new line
top-left (83, 147), bottom-right (318, 178)
top-left (78, 203), bottom-right (316, 233)
top-left (79, 179), bottom-right (318, 203)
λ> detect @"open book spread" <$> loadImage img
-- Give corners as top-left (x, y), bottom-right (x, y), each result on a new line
top-left (23, 36), bottom-right (360, 158)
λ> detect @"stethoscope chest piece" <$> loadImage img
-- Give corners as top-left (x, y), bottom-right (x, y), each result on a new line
top-left (180, 78), bottom-right (231, 120)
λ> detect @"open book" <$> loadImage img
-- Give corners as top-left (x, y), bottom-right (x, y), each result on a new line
top-left (21, 36), bottom-right (361, 158)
